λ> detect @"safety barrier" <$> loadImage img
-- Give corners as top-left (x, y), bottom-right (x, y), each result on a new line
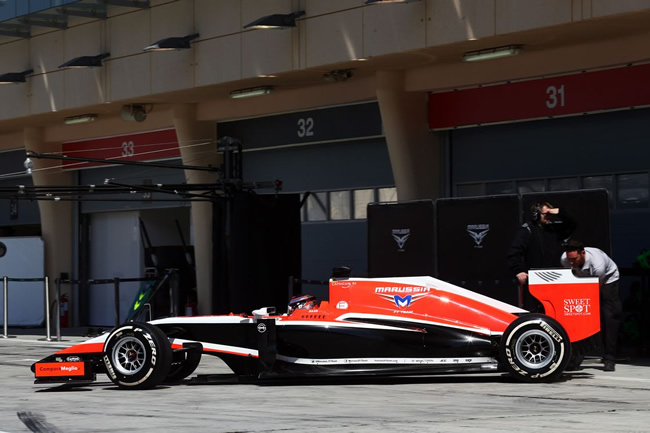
top-left (1, 276), bottom-right (50, 340)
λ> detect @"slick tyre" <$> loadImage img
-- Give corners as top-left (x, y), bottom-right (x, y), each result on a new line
top-left (103, 322), bottom-right (172, 390)
top-left (500, 314), bottom-right (571, 383)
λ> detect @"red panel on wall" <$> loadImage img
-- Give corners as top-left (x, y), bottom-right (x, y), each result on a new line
top-left (61, 129), bottom-right (180, 169)
top-left (428, 63), bottom-right (650, 130)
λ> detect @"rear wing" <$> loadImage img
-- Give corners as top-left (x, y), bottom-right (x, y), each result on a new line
top-left (529, 269), bottom-right (600, 342)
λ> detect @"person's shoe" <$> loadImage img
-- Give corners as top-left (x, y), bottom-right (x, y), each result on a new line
top-left (603, 361), bottom-right (615, 372)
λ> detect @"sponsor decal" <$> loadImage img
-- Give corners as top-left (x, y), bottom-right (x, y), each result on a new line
top-left (466, 224), bottom-right (489, 248)
top-left (331, 281), bottom-right (355, 288)
top-left (336, 301), bottom-right (349, 309)
top-left (374, 286), bottom-right (430, 293)
top-left (35, 362), bottom-right (85, 377)
top-left (391, 229), bottom-right (410, 252)
top-left (257, 323), bottom-right (267, 333)
top-left (536, 271), bottom-right (563, 282)
top-left (66, 356), bottom-right (81, 362)
top-left (563, 298), bottom-right (592, 316)
top-left (377, 292), bottom-right (429, 309)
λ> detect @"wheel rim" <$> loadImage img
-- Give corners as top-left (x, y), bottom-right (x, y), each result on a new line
top-left (112, 336), bottom-right (147, 376)
top-left (515, 329), bottom-right (555, 369)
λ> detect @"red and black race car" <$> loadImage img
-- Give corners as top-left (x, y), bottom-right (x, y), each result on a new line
top-left (31, 269), bottom-right (600, 389)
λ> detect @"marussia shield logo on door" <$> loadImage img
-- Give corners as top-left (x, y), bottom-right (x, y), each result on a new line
top-left (392, 229), bottom-right (410, 252)
top-left (466, 224), bottom-right (489, 248)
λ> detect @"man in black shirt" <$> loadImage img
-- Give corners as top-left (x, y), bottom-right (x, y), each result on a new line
top-left (506, 202), bottom-right (577, 310)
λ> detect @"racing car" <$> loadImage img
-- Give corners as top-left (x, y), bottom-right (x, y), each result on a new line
top-left (31, 268), bottom-right (600, 389)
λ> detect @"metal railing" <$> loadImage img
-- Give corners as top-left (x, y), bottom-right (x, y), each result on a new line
top-left (1, 274), bottom-right (160, 342)
top-left (1, 276), bottom-right (49, 340)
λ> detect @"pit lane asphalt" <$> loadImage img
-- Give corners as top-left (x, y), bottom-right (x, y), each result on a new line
top-left (1, 328), bottom-right (649, 433)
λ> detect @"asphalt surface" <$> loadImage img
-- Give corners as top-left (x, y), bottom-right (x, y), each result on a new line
top-left (1, 327), bottom-right (650, 433)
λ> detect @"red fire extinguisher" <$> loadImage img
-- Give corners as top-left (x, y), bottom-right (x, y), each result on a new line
top-left (60, 294), bottom-right (69, 328)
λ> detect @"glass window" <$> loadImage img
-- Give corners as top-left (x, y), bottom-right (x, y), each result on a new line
top-left (517, 180), bottom-right (545, 194)
top-left (329, 190), bottom-right (351, 220)
top-left (583, 175), bottom-right (614, 194)
top-left (354, 189), bottom-right (375, 219)
top-left (485, 181), bottom-right (516, 195)
top-left (306, 192), bottom-right (327, 221)
top-left (378, 187), bottom-right (397, 202)
top-left (456, 183), bottom-right (484, 197)
top-left (549, 177), bottom-right (579, 192)
top-left (617, 173), bottom-right (648, 209)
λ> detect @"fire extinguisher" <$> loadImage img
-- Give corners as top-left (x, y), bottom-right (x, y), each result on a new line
top-left (60, 294), bottom-right (69, 328)
top-left (184, 299), bottom-right (197, 316)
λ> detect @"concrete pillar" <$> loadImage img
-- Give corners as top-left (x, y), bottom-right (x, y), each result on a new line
top-left (376, 70), bottom-right (442, 200)
top-left (172, 104), bottom-right (220, 314)
top-left (24, 127), bottom-right (73, 327)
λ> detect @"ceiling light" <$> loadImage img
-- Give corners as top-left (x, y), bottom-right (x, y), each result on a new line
top-left (143, 33), bottom-right (199, 51)
top-left (0, 69), bottom-right (33, 84)
top-left (229, 86), bottom-right (273, 99)
top-left (243, 11), bottom-right (305, 29)
top-left (64, 114), bottom-right (98, 125)
top-left (463, 45), bottom-right (521, 62)
top-left (59, 53), bottom-right (110, 69)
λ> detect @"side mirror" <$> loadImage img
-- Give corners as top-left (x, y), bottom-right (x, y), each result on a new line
top-left (0, 241), bottom-right (6, 258)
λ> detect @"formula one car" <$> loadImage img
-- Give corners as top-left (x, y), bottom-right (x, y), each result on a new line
top-left (31, 269), bottom-right (600, 389)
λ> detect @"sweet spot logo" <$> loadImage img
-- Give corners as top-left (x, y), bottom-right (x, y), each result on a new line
top-left (564, 298), bottom-right (592, 316)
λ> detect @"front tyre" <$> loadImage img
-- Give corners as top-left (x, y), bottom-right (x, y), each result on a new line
top-left (103, 322), bottom-right (172, 390)
top-left (500, 314), bottom-right (570, 383)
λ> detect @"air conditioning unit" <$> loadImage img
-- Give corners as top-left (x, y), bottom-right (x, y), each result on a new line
top-left (120, 104), bottom-right (147, 122)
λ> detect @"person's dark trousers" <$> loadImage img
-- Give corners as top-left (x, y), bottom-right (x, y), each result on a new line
top-left (600, 280), bottom-right (622, 362)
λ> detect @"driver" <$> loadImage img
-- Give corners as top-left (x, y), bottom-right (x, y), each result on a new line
top-left (287, 294), bottom-right (318, 314)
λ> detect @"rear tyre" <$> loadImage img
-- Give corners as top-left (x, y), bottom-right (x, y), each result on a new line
top-left (103, 322), bottom-right (172, 390)
top-left (500, 314), bottom-right (571, 383)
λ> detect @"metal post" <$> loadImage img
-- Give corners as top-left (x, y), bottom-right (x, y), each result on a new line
top-left (55, 277), bottom-right (61, 342)
top-left (2, 276), bottom-right (8, 338)
top-left (45, 276), bottom-right (53, 342)
top-left (113, 277), bottom-right (120, 327)
top-left (169, 270), bottom-right (178, 317)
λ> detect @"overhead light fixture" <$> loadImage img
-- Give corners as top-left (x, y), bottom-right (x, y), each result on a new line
top-left (58, 53), bottom-right (110, 69)
top-left (0, 69), bottom-right (33, 84)
top-left (143, 33), bottom-right (199, 52)
top-left (229, 86), bottom-right (273, 99)
top-left (463, 45), bottom-right (521, 62)
top-left (365, 0), bottom-right (420, 4)
top-left (243, 11), bottom-right (305, 29)
top-left (64, 114), bottom-right (98, 125)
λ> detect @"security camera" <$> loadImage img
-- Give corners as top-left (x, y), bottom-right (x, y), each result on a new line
top-left (323, 69), bottom-right (353, 83)
top-left (120, 104), bottom-right (147, 122)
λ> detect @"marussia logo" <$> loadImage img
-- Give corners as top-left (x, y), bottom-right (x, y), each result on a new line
top-left (392, 229), bottom-right (410, 251)
top-left (466, 224), bottom-right (489, 248)
top-left (377, 292), bottom-right (428, 308)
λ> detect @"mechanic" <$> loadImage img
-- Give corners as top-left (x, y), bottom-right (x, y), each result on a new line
top-left (287, 294), bottom-right (318, 314)
top-left (561, 240), bottom-right (622, 372)
top-left (506, 202), bottom-right (577, 311)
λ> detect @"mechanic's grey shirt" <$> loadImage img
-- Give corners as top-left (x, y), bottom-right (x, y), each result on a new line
top-left (561, 247), bottom-right (619, 284)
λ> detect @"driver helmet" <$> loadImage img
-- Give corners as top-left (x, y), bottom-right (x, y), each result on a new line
top-left (287, 294), bottom-right (317, 314)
